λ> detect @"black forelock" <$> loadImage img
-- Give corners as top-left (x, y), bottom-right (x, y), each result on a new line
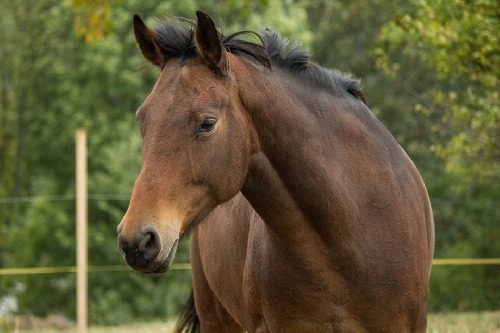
top-left (152, 17), bottom-right (365, 103)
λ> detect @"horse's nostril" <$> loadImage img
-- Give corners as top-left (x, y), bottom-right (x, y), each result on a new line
top-left (117, 227), bottom-right (161, 266)
top-left (139, 229), bottom-right (161, 260)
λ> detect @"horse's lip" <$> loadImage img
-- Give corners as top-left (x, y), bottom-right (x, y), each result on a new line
top-left (149, 238), bottom-right (179, 274)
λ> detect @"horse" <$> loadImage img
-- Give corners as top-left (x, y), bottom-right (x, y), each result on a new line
top-left (117, 10), bottom-right (435, 332)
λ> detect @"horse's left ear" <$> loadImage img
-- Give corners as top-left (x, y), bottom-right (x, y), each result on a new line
top-left (195, 11), bottom-right (228, 75)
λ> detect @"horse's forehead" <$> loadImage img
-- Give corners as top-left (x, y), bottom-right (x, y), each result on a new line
top-left (143, 60), bottom-right (229, 113)
top-left (160, 59), bottom-right (224, 87)
top-left (171, 62), bottom-right (229, 96)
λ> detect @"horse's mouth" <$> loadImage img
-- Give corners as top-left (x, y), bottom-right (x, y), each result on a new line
top-left (126, 238), bottom-right (179, 274)
top-left (151, 239), bottom-right (179, 274)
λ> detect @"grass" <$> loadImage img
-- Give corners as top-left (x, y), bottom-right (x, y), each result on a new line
top-left (86, 321), bottom-right (176, 333)
top-left (427, 311), bottom-right (499, 333)
top-left (2, 311), bottom-right (499, 332)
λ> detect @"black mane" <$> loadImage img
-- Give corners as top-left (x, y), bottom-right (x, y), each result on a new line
top-left (153, 18), bottom-right (365, 102)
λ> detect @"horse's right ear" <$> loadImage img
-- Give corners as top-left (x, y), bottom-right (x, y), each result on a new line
top-left (133, 15), bottom-right (165, 67)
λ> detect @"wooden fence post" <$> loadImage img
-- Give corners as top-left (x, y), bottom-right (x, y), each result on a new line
top-left (76, 130), bottom-right (87, 333)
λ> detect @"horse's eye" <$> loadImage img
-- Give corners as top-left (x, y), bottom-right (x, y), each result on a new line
top-left (196, 117), bottom-right (217, 134)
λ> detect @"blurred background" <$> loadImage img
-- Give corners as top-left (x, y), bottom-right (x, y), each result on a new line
top-left (0, 0), bottom-right (498, 331)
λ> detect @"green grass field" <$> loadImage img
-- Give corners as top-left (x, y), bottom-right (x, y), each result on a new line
top-left (427, 311), bottom-right (499, 333)
top-left (3, 311), bottom-right (499, 332)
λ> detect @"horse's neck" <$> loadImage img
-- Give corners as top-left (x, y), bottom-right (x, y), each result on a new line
top-left (238, 66), bottom-right (353, 244)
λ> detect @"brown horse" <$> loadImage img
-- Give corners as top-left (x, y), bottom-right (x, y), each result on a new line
top-left (117, 10), bottom-right (435, 332)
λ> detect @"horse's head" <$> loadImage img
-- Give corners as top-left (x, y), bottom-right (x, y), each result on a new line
top-left (117, 11), bottom-right (256, 273)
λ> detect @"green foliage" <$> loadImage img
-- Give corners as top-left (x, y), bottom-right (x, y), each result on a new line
top-left (71, 0), bottom-right (118, 42)
top-left (0, 0), bottom-right (174, 323)
top-left (377, 0), bottom-right (499, 183)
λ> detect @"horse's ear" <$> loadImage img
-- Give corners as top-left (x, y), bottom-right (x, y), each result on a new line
top-left (195, 11), bottom-right (228, 75)
top-left (133, 15), bottom-right (165, 67)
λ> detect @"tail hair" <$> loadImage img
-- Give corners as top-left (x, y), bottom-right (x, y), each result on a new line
top-left (175, 290), bottom-right (200, 333)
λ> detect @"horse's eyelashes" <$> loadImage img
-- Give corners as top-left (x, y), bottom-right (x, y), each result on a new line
top-left (196, 117), bottom-right (217, 134)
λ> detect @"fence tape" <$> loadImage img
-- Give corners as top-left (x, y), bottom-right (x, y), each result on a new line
top-left (0, 259), bottom-right (499, 276)
top-left (0, 263), bottom-right (192, 276)
top-left (431, 258), bottom-right (500, 266)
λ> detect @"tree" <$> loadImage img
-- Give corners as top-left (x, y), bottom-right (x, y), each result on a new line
top-left (70, 0), bottom-right (117, 43)
top-left (377, 0), bottom-right (499, 183)
top-left (0, 0), bottom-right (81, 301)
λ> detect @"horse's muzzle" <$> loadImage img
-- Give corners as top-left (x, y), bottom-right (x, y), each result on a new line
top-left (117, 226), bottom-right (178, 273)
